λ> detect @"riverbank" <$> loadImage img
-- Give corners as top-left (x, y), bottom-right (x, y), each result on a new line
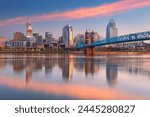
top-left (96, 51), bottom-right (150, 55)
top-left (0, 50), bottom-right (84, 54)
top-left (0, 50), bottom-right (150, 55)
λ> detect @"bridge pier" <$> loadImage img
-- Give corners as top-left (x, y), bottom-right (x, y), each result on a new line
top-left (85, 47), bottom-right (96, 56)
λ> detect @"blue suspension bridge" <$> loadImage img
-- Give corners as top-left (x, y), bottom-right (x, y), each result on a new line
top-left (76, 31), bottom-right (150, 55)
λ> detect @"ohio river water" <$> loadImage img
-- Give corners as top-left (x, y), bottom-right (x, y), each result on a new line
top-left (0, 54), bottom-right (149, 100)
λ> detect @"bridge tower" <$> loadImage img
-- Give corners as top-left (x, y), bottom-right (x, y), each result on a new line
top-left (85, 30), bottom-right (96, 56)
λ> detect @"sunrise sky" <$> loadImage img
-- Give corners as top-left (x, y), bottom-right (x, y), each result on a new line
top-left (0, 0), bottom-right (150, 39)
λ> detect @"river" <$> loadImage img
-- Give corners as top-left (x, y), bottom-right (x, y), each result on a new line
top-left (0, 54), bottom-right (149, 100)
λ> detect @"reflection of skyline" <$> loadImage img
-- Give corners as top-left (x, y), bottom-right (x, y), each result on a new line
top-left (84, 58), bottom-right (99, 77)
top-left (62, 55), bottom-right (74, 82)
top-left (106, 64), bottom-right (118, 87)
top-left (0, 54), bottom-right (150, 86)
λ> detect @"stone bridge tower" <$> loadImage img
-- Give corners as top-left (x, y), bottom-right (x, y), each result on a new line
top-left (85, 30), bottom-right (96, 56)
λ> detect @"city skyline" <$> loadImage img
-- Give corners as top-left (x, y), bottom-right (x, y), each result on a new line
top-left (0, 0), bottom-right (150, 39)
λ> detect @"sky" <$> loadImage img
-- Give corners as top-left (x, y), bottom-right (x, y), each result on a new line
top-left (0, 0), bottom-right (150, 40)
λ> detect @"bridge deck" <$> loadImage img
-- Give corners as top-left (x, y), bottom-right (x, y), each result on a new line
top-left (76, 31), bottom-right (150, 49)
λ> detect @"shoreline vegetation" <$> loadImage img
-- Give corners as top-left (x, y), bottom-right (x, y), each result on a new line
top-left (0, 49), bottom-right (150, 55)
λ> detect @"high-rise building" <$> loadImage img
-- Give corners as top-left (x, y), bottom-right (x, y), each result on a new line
top-left (62, 25), bottom-right (73, 48)
top-left (45, 32), bottom-right (53, 44)
top-left (106, 19), bottom-right (118, 39)
top-left (26, 20), bottom-right (33, 37)
top-left (25, 20), bottom-right (36, 48)
top-left (33, 33), bottom-right (43, 47)
top-left (13, 32), bottom-right (24, 41)
top-left (36, 34), bottom-right (43, 46)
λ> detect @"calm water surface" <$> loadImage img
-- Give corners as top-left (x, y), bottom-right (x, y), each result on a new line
top-left (0, 54), bottom-right (150, 100)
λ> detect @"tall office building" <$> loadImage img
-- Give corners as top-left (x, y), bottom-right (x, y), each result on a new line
top-left (45, 32), bottom-right (53, 44)
top-left (26, 20), bottom-right (33, 37)
top-left (63, 25), bottom-right (73, 48)
top-left (33, 33), bottom-right (43, 46)
top-left (25, 20), bottom-right (36, 48)
top-left (106, 19), bottom-right (118, 39)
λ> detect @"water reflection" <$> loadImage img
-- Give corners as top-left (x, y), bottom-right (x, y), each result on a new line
top-left (0, 54), bottom-right (150, 85)
top-left (106, 63), bottom-right (118, 87)
top-left (0, 54), bottom-right (150, 99)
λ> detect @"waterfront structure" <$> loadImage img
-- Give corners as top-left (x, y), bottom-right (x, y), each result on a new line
top-left (85, 30), bottom-right (100, 44)
top-left (63, 25), bottom-right (74, 48)
top-left (76, 31), bottom-right (150, 50)
top-left (116, 41), bottom-right (144, 50)
top-left (58, 36), bottom-right (63, 43)
top-left (10, 40), bottom-right (25, 48)
top-left (0, 37), bottom-right (7, 48)
top-left (49, 40), bottom-right (58, 50)
top-left (84, 30), bottom-right (97, 55)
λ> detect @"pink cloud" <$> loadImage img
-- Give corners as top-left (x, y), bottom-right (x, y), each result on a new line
top-left (0, 0), bottom-right (150, 27)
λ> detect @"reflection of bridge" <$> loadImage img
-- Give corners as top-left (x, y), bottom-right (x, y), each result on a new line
top-left (76, 31), bottom-right (150, 55)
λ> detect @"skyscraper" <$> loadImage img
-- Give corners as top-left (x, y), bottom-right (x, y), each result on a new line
top-left (106, 19), bottom-right (118, 39)
top-left (63, 25), bottom-right (73, 48)
top-left (26, 20), bottom-right (33, 37)
top-left (33, 33), bottom-right (43, 46)
top-left (45, 32), bottom-right (53, 44)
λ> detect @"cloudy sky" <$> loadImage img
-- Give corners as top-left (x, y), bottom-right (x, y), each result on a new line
top-left (0, 0), bottom-right (150, 39)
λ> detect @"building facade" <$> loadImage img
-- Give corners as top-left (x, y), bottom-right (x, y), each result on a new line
top-left (33, 33), bottom-right (43, 47)
top-left (13, 32), bottom-right (24, 41)
top-left (74, 34), bottom-right (85, 46)
top-left (106, 19), bottom-right (118, 39)
top-left (85, 30), bottom-right (100, 45)
top-left (63, 25), bottom-right (73, 48)
top-left (26, 21), bottom-right (33, 37)
top-left (0, 37), bottom-right (7, 48)
top-left (45, 32), bottom-right (53, 43)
